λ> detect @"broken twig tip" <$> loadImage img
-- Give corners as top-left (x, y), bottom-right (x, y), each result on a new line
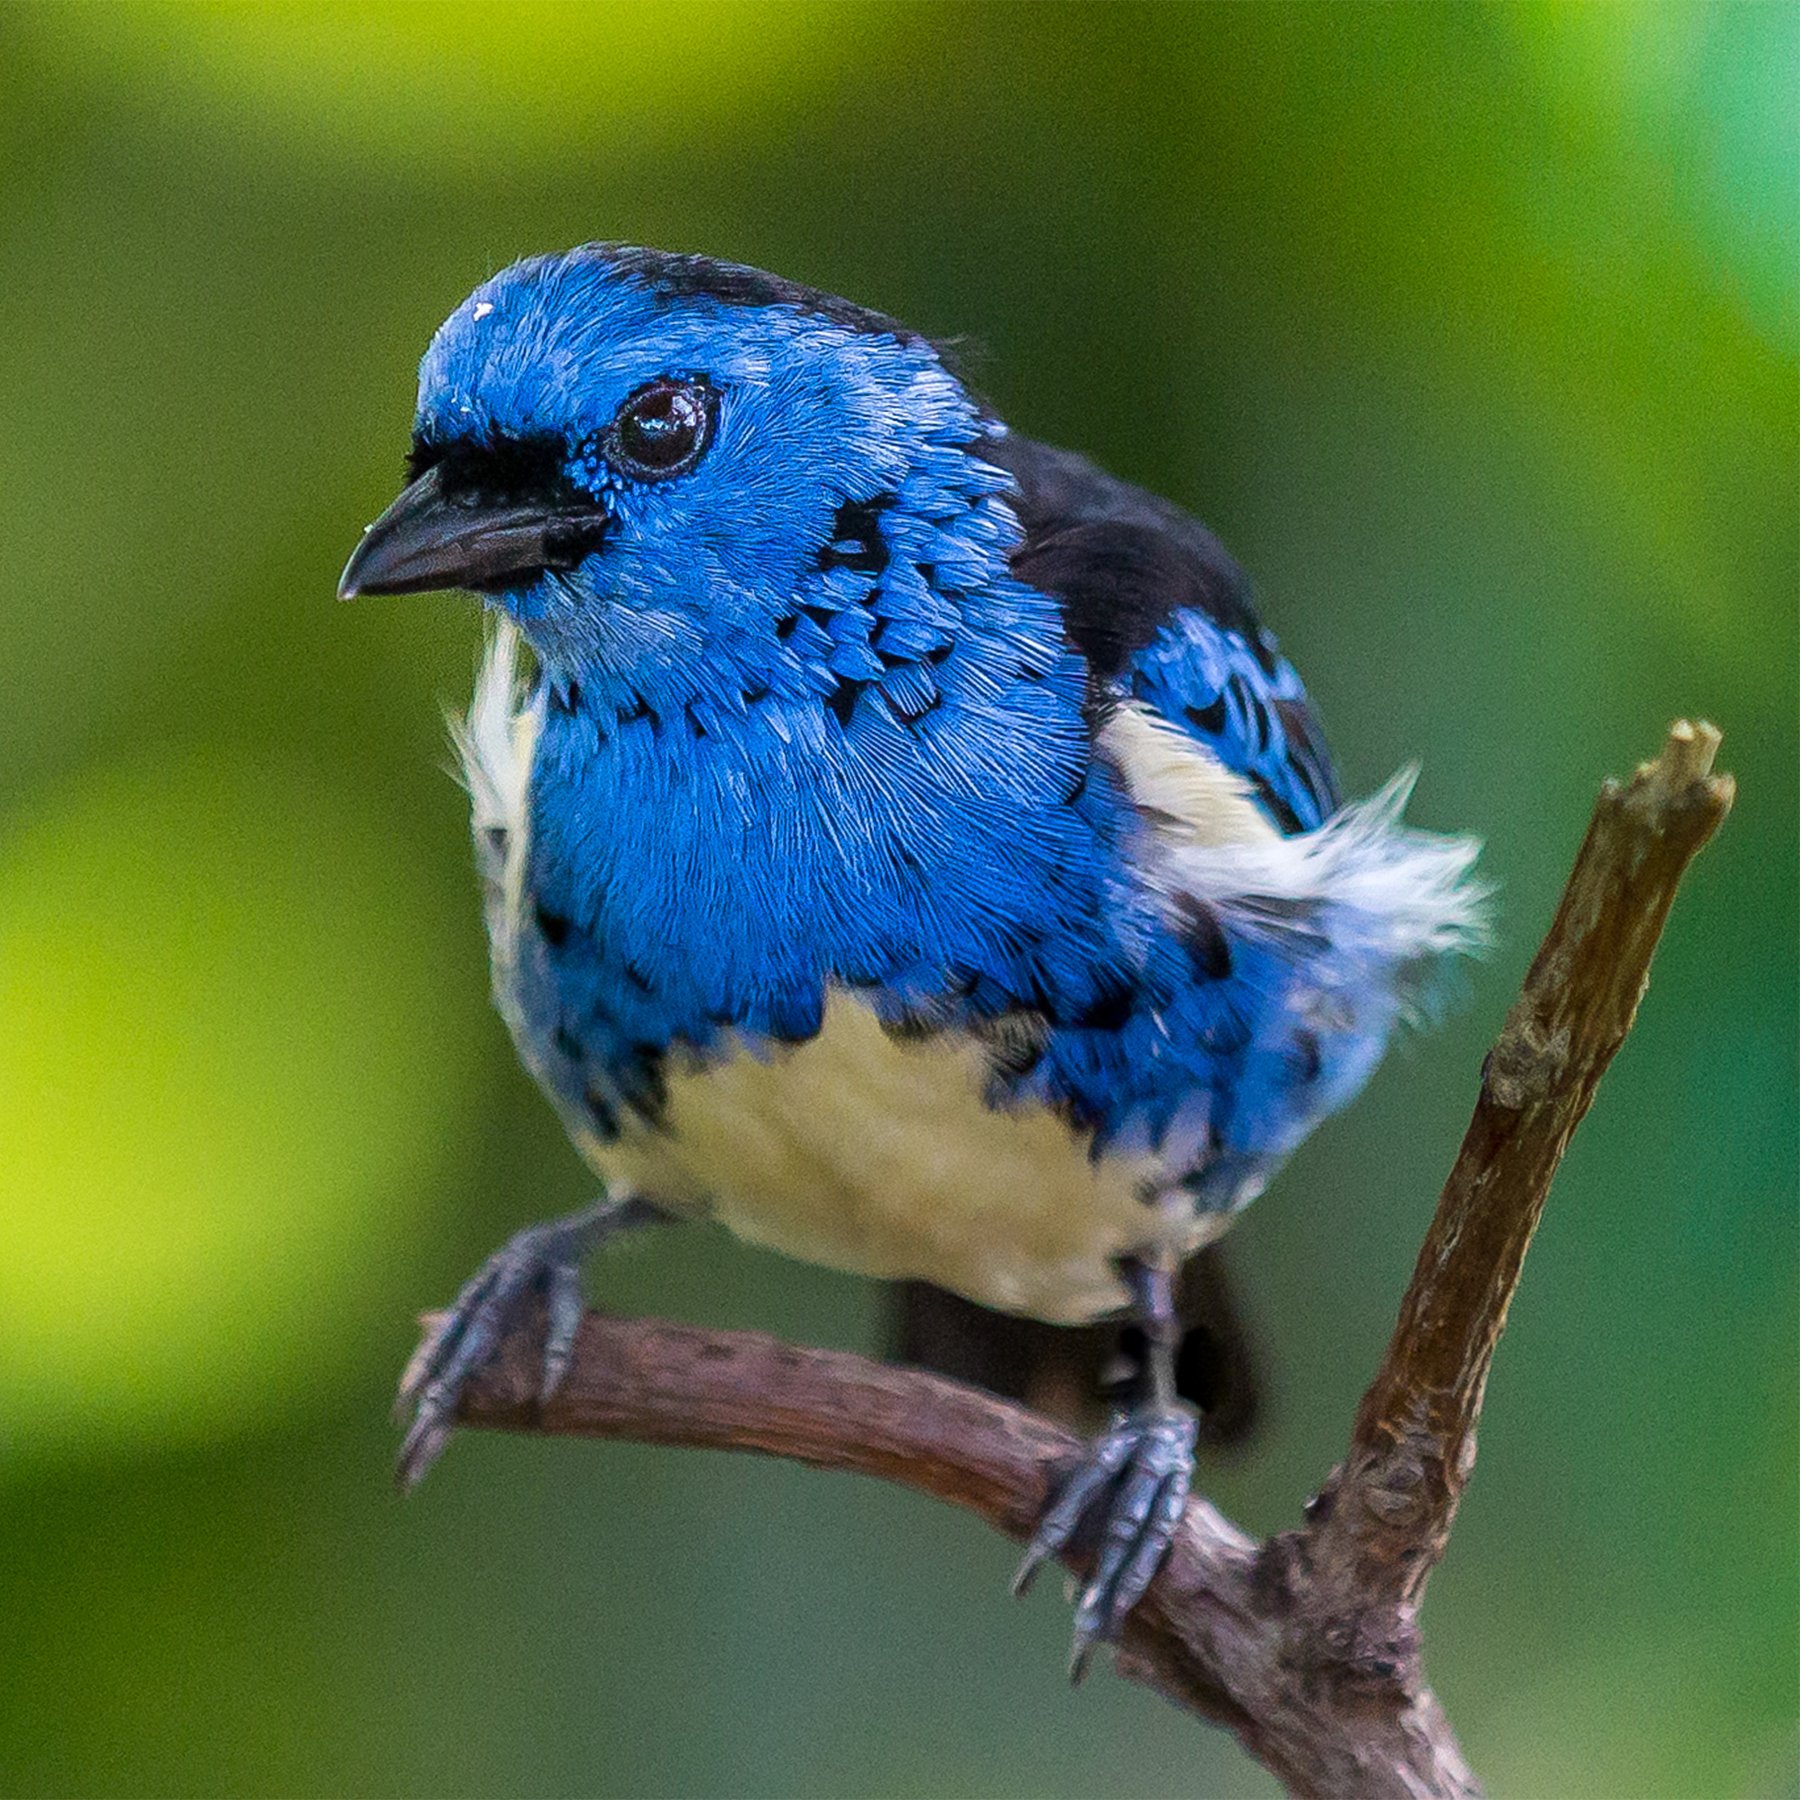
top-left (1652, 718), bottom-right (1722, 786)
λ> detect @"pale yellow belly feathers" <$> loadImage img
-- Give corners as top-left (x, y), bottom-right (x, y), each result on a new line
top-left (590, 996), bottom-right (1218, 1325)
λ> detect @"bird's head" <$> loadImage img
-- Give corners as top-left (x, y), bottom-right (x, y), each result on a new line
top-left (341, 244), bottom-right (994, 710)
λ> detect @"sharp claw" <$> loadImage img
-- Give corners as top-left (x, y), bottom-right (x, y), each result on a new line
top-left (393, 1199), bottom-right (640, 1491)
top-left (396, 1333), bottom-right (499, 1489)
top-left (393, 1351), bottom-right (434, 1424)
top-left (1068, 1620), bottom-right (1101, 1686)
top-left (1012, 1423), bottom-right (1135, 1598)
top-left (1011, 1546), bottom-right (1048, 1601)
top-left (394, 1303), bottom-right (472, 1419)
top-left (395, 1405), bottom-right (455, 1493)
top-left (394, 1246), bottom-right (513, 1417)
top-left (1015, 1406), bottom-right (1198, 1679)
top-left (1071, 1578), bottom-right (1108, 1650)
top-left (392, 1250), bottom-right (531, 1489)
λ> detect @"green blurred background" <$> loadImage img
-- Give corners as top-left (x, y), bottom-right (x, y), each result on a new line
top-left (1, 4), bottom-right (1793, 1795)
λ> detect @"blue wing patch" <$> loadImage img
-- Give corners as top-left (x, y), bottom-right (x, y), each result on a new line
top-left (1126, 609), bottom-right (1338, 834)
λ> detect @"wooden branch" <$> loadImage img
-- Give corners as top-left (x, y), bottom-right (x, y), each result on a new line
top-left (442, 724), bottom-right (1732, 1799)
top-left (1301, 720), bottom-right (1733, 1621)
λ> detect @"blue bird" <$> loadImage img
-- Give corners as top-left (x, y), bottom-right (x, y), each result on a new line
top-left (340, 244), bottom-right (1486, 1678)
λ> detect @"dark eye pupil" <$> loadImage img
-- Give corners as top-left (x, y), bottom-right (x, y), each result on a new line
top-left (616, 384), bottom-right (705, 473)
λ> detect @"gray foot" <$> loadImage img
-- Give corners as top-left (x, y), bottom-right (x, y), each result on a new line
top-left (1012, 1404), bottom-right (1198, 1683)
top-left (394, 1194), bottom-right (659, 1491)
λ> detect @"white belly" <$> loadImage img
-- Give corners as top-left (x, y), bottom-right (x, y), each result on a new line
top-left (589, 996), bottom-right (1220, 1325)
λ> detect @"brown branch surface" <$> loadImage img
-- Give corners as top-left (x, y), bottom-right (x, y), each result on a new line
top-left (1303, 720), bottom-right (1734, 1617)
top-left (443, 724), bottom-right (1732, 1799)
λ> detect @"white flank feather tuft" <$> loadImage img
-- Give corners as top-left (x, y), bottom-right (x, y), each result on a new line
top-left (1154, 764), bottom-right (1492, 1023)
top-left (451, 621), bottom-right (529, 829)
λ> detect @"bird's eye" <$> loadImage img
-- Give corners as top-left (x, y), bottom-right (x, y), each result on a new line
top-left (609, 378), bottom-right (715, 480)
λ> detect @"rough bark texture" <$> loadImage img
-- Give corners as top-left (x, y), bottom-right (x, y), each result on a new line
top-left (440, 723), bottom-right (1733, 1799)
top-left (1302, 721), bottom-right (1734, 1623)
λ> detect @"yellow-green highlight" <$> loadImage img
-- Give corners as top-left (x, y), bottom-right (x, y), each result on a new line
top-left (0, 751), bottom-right (482, 1461)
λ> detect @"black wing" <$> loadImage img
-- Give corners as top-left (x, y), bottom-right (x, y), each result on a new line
top-left (980, 432), bottom-right (1340, 834)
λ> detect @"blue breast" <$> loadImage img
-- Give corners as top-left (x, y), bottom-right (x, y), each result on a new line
top-left (512, 683), bottom-right (1369, 1202)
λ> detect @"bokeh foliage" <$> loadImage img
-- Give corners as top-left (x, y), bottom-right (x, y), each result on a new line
top-left (1, 5), bottom-right (1793, 1795)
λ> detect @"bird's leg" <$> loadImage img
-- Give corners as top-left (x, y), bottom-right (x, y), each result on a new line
top-left (394, 1190), bottom-right (668, 1491)
top-left (1012, 1249), bottom-right (1199, 1683)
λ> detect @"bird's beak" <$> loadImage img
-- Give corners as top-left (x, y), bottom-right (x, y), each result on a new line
top-left (338, 465), bottom-right (609, 599)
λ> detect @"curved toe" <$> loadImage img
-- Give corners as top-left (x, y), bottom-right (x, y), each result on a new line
top-left (393, 1212), bottom-right (596, 1492)
top-left (1013, 1404), bottom-right (1198, 1682)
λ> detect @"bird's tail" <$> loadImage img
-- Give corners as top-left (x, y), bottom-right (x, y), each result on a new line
top-left (892, 1245), bottom-right (1263, 1446)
